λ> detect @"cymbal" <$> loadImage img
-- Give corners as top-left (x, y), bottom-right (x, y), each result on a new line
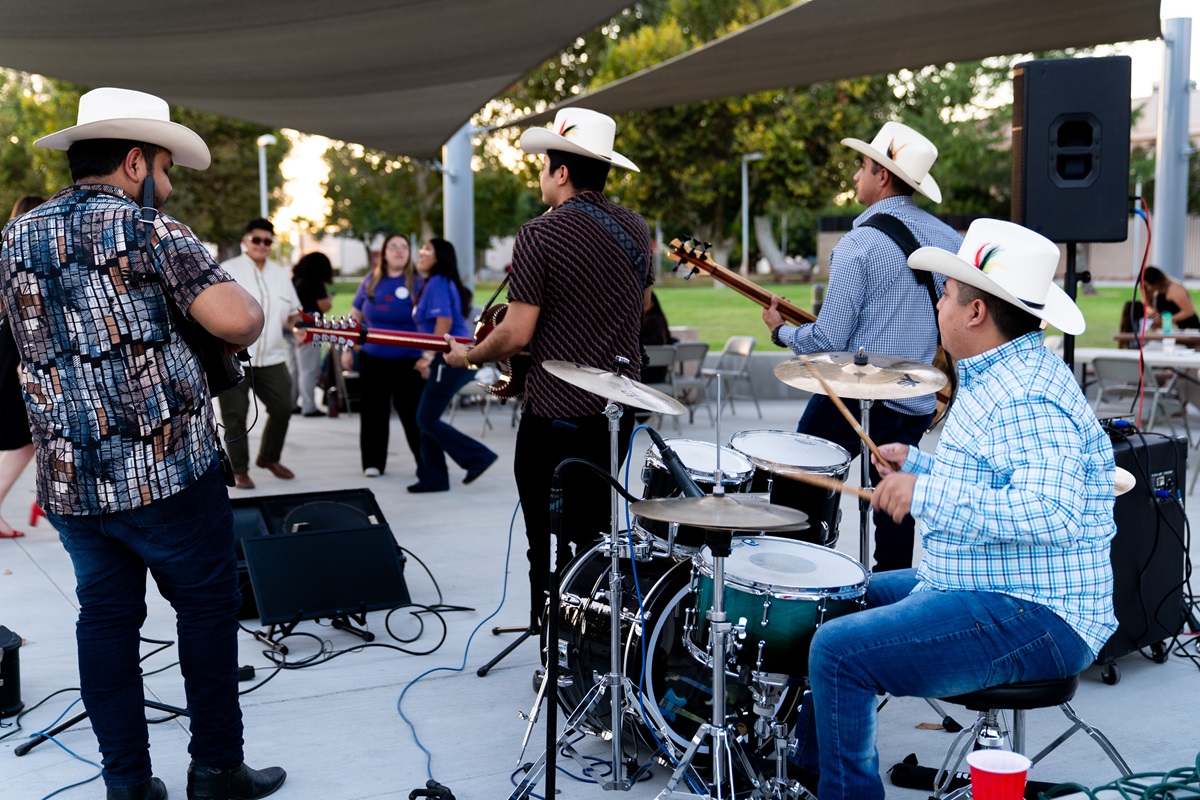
top-left (542, 360), bottom-right (686, 414)
top-left (630, 495), bottom-right (808, 531)
top-left (775, 352), bottom-right (948, 401)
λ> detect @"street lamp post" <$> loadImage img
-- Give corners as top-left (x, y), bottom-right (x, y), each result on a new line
top-left (256, 134), bottom-right (277, 219)
top-left (741, 152), bottom-right (764, 276)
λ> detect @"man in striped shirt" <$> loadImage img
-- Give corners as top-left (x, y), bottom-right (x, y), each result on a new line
top-left (792, 219), bottom-right (1117, 800)
top-left (445, 109), bottom-right (652, 629)
top-left (763, 121), bottom-right (962, 570)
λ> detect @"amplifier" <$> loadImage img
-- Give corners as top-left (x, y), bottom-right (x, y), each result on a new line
top-left (1095, 430), bottom-right (1189, 684)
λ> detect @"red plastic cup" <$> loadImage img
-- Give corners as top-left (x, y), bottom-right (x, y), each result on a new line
top-left (966, 750), bottom-right (1031, 800)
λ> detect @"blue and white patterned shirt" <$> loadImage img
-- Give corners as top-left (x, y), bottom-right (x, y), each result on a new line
top-left (777, 195), bottom-right (962, 415)
top-left (0, 184), bottom-right (231, 516)
top-left (905, 332), bottom-right (1118, 657)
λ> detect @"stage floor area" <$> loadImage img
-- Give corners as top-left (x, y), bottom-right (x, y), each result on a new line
top-left (2, 395), bottom-right (1197, 799)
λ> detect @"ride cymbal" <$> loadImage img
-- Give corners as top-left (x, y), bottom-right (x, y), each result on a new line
top-left (629, 495), bottom-right (808, 531)
top-left (542, 360), bottom-right (686, 414)
top-left (774, 351), bottom-right (947, 401)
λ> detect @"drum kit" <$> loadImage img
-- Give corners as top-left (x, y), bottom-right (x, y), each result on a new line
top-left (510, 349), bottom-right (948, 800)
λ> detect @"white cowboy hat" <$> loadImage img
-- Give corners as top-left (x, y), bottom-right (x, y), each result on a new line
top-left (519, 108), bottom-right (639, 172)
top-left (909, 218), bottom-right (1084, 335)
top-left (1114, 466), bottom-right (1135, 497)
top-left (842, 121), bottom-right (941, 203)
top-left (35, 87), bottom-right (210, 170)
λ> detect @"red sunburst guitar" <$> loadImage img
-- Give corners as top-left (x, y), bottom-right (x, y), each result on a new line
top-left (666, 237), bottom-right (957, 428)
top-left (293, 310), bottom-right (529, 399)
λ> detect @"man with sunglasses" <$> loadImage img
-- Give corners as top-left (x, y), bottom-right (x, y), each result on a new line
top-left (217, 218), bottom-right (302, 489)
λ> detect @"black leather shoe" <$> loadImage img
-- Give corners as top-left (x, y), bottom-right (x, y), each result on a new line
top-left (108, 778), bottom-right (167, 800)
top-left (406, 483), bottom-right (447, 493)
top-left (186, 762), bottom-right (286, 800)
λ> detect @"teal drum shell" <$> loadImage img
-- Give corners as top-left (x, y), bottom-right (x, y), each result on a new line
top-left (692, 537), bottom-right (868, 675)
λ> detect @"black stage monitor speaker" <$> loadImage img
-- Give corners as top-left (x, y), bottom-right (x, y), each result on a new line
top-left (242, 526), bottom-right (411, 626)
top-left (0, 625), bottom-right (23, 718)
top-left (1011, 56), bottom-right (1131, 243)
top-left (1097, 431), bottom-right (1188, 673)
top-left (229, 489), bottom-right (396, 621)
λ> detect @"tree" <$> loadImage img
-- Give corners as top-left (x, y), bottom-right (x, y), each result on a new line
top-left (322, 144), bottom-right (442, 253)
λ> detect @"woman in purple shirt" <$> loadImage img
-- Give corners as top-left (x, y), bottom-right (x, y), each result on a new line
top-left (408, 238), bottom-right (497, 493)
top-left (346, 234), bottom-right (425, 477)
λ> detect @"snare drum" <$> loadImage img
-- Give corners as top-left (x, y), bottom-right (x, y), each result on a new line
top-left (691, 537), bottom-right (867, 675)
top-left (638, 439), bottom-right (755, 557)
top-left (729, 430), bottom-right (852, 545)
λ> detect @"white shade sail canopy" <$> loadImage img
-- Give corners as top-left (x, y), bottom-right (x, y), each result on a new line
top-left (0, 0), bottom-right (1164, 156)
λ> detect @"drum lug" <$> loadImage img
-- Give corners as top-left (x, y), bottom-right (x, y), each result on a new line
top-left (814, 596), bottom-right (829, 628)
top-left (760, 595), bottom-right (772, 627)
top-left (556, 640), bottom-right (571, 671)
top-left (754, 639), bottom-right (766, 672)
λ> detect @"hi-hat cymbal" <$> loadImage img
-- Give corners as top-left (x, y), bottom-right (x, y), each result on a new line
top-left (774, 352), bottom-right (948, 401)
top-left (542, 360), bottom-right (686, 414)
top-left (630, 495), bottom-right (808, 531)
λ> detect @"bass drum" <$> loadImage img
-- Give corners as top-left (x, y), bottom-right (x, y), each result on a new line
top-left (551, 540), bottom-right (801, 759)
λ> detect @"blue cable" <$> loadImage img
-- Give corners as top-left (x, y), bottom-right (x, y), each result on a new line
top-left (396, 500), bottom-right (522, 782)
top-left (29, 698), bottom-right (103, 799)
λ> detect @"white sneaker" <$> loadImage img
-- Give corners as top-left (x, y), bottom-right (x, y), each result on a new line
top-left (363, 467), bottom-right (381, 478)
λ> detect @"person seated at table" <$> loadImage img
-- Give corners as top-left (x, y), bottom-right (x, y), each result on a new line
top-left (788, 219), bottom-right (1117, 800)
top-left (1142, 265), bottom-right (1199, 329)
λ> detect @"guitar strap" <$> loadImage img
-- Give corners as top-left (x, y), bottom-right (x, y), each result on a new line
top-left (571, 199), bottom-right (649, 285)
top-left (860, 213), bottom-right (942, 341)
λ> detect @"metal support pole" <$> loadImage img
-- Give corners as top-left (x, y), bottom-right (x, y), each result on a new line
top-left (1151, 17), bottom-right (1194, 279)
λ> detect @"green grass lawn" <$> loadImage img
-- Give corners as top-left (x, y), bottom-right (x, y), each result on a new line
top-left (330, 276), bottom-right (1154, 351)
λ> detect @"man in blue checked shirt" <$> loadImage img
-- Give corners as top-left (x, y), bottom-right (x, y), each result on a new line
top-left (763, 121), bottom-right (961, 571)
top-left (790, 219), bottom-right (1118, 800)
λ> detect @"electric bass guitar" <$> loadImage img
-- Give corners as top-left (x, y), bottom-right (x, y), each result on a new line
top-left (292, 311), bottom-right (528, 399)
top-left (666, 237), bottom-right (956, 428)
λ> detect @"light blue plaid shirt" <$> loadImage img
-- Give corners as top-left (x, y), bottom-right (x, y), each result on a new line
top-left (777, 195), bottom-right (962, 415)
top-left (905, 332), bottom-right (1118, 657)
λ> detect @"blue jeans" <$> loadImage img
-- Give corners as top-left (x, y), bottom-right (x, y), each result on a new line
top-left (50, 461), bottom-right (244, 787)
top-left (414, 354), bottom-right (498, 490)
top-left (797, 396), bottom-right (931, 571)
top-left (792, 569), bottom-right (1094, 800)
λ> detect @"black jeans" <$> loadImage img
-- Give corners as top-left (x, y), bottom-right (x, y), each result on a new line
top-left (796, 395), bottom-right (932, 571)
top-left (357, 352), bottom-right (423, 473)
top-left (514, 411), bottom-right (634, 625)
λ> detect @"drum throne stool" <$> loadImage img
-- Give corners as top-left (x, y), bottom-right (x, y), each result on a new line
top-left (931, 674), bottom-right (1131, 798)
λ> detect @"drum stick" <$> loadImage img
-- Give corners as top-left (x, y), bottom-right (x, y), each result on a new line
top-left (773, 466), bottom-right (873, 502)
top-left (798, 355), bottom-right (898, 472)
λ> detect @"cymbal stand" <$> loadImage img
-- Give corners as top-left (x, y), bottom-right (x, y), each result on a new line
top-left (510, 398), bottom-right (637, 798)
top-left (748, 672), bottom-right (803, 800)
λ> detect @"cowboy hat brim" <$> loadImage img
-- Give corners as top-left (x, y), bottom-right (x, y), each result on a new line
top-left (36, 118), bottom-right (211, 170)
top-left (910, 245), bottom-right (1086, 335)
top-left (841, 136), bottom-right (941, 203)
top-left (519, 128), bottom-right (639, 172)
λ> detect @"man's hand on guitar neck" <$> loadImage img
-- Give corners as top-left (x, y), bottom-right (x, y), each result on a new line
top-left (762, 296), bottom-right (787, 333)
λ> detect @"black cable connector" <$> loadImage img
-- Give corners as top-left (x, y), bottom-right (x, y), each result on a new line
top-left (237, 665), bottom-right (256, 682)
top-left (409, 779), bottom-right (455, 800)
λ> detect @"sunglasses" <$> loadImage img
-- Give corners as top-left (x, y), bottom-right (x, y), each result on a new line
top-left (247, 236), bottom-right (273, 246)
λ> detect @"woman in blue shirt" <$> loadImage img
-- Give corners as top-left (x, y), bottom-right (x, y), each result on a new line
top-left (346, 234), bottom-right (425, 477)
top-left (408, 238), bottom-right (497, 493)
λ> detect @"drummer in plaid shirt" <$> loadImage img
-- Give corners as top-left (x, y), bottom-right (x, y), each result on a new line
top-left (791, 219), bottom-right (1118, 800)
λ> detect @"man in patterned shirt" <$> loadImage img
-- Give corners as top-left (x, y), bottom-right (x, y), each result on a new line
top-left (791, 219), bottom-right (1117, 800)
top-left (445, 108), bottom-right (652, 629)
top-left (762, 121), bottom-right (962, 570)
top-left (0, 88), bottom-right (286, 800)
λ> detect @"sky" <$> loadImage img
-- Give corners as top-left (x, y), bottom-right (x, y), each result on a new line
top-left (271, 1), bottom-right (1199, 236)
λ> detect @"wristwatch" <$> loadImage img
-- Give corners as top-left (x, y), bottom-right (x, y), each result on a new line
top-left (463, 348), bottom-right (479, 370)
top-left (771, 324), bottom-right (787, 348)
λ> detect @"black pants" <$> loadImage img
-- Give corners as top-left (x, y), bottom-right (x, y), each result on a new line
top-left (357, 352), bottom-right (424, 474)
top-left (797, 395), bottom-right (932, 571)
top-left (514, 411), bottom-right (634, 626)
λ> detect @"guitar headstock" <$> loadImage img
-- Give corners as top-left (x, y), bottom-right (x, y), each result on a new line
top-left (292, 310), bottom-right (361, 347)
top-left (667, 236), bottom-right (718, 278)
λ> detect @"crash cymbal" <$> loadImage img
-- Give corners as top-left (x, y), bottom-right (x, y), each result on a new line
top-left (774, 351), bottom-right (948, 401)
top-left (630, 495), bottom-right (808, 531)
top-left (542, 360), bottom-right (686, 414)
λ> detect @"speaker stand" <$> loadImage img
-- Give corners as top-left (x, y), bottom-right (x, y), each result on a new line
top-left (14, 699), bottom-right (188, 757)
